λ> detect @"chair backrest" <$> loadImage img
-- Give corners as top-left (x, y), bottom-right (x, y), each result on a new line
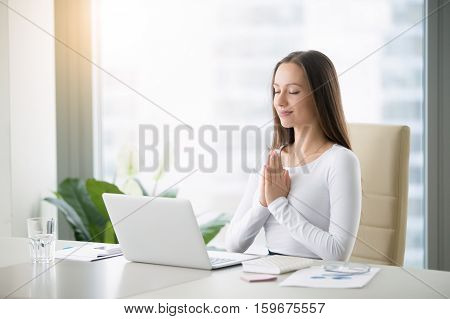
top-left (347, 123), bottom-right (410, 266)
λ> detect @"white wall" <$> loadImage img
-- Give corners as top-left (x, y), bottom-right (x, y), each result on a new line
top-left (0, 0), bottom-right (57, 237)
top-left (0, 0), bottom-right (13, 237)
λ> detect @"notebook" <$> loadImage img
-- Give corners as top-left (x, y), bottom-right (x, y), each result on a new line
top-left (242, 255), bottom-right (314, 274)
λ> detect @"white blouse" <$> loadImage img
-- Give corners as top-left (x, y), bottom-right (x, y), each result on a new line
top-left (225, 144), bottom-right (362, 261)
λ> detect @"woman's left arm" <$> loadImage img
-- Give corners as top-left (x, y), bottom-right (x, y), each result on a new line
top-left (267, 150), bottom-right (362, 261)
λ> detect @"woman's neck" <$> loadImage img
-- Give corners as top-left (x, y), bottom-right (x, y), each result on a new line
top-left (292, 123), bottom-right (329, 156)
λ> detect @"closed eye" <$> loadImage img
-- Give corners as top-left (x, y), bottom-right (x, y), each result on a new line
top-left (273, 91), bottom-right (300, 95)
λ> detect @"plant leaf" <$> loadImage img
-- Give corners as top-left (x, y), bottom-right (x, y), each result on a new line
top-left (44, 197), bottom-right (91, 241)
top-left (153, 163), bottom-right (165, 182)
top-left (153, 149), bottom-right (169, 182)
top-left (116, 145), bottom-right (139, 178)
top-left (133, 177), bottom-right (149, 196)
top-left (103, 220), bottom-right (118, 244)
top-left (57, 178), bottom-right (105, 242)
top-left (86, 178), bottom-right (123, 244)
top-left (86, 178), bottom-right (123, 221)
top-left (120, 178), bottom-right (143, 196)
top-left (199, 213), bottom-right (229, 245)
top-left (159, 187), bottom-right (178, 198)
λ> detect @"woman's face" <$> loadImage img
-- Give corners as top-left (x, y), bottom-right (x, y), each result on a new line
top-left (273, 62), bottom-right (317, 129)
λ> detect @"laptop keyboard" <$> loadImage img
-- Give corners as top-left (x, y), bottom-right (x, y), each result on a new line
top-left (209, 257), bottom-right (235, 266)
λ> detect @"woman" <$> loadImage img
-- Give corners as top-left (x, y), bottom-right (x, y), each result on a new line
top-left (225, 50), bottom-right (362, 261)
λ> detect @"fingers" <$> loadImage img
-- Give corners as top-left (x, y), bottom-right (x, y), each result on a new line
top-left (265, 148), bottom-right (290, 195)
top-left (276, 150), bottom-right (283, 170)
top-left (266, 166), bottom-right (289, 189)
top-left (264, 165), bottom-right (270, 193)
top-left (263, 164), bottom-right (267, 185)
top-left (274, 169), bottom-right (290, 191)
top-left (273, 150), bottom-right (282, 170)
top-left (266, 150), bottom-right (272, 168)
top-left (267, 149), bottom-right (282, 173)
top-left (269, 151), bottom-right (275, 172)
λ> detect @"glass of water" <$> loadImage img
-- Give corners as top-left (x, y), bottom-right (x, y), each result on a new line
top-left (27, 217), bottom-right (55, 263)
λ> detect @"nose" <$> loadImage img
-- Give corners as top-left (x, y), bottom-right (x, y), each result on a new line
top-left (275, 90), bottom-right (288, 107)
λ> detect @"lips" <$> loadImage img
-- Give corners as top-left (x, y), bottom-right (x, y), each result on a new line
top-left (279, 111), bottom-right (293, 117)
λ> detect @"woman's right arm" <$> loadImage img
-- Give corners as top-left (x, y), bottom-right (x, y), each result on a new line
top-left (225, 166), bottom-right (271, 253)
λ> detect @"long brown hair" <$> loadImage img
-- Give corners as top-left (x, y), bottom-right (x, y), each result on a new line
top-left (270, 50), bottom-right (351, 151)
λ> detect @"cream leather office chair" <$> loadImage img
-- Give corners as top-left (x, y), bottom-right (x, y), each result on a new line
top-left (347, 123), bottom-right (410, 266)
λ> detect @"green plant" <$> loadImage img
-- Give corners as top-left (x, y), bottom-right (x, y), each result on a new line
top-left (200, 213), bottom-right (229, 244)
top-left (44, 177), bottom-right (227, 245)
top-left (44, 178), bottom-right (122, 243)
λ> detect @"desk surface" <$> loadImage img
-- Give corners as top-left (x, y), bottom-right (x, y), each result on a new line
top-left (1, 237), bottom-right (449, 299)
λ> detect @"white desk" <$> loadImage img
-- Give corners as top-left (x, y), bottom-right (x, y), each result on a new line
top-left (1, 237), bottom-right (449, 299)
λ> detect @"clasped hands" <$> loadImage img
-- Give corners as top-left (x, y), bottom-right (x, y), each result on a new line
top-left (259, 149), bottom-right (291, 207)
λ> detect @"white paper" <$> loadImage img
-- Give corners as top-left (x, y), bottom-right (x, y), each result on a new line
top-left (55, 244), bottom-right (123, 262)
top-left (280, 266), bottom-right (380, 288)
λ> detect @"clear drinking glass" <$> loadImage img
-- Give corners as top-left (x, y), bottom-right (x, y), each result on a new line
top-left (27, 217), bottom-right (55, 263)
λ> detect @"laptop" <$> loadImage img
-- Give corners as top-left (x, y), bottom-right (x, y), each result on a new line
top-left (102, 193), bottom-right (259, 270)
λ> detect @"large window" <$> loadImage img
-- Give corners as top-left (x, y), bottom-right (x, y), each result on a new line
top-left (92, 0), bottom-right (425, 267)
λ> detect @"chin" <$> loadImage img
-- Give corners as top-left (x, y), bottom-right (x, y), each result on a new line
top-left (280, 120), bottom-right (294, 128)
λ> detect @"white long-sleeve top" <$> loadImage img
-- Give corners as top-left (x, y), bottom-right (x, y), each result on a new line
top-left (225, 144), bottom-right (362, 261)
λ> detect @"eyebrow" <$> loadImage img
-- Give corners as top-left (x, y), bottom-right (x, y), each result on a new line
top-left (273, 82), bottom-right (303, 87)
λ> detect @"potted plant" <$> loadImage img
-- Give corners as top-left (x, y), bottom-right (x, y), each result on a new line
top-left (44, 147), bottom-right (228, 244)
